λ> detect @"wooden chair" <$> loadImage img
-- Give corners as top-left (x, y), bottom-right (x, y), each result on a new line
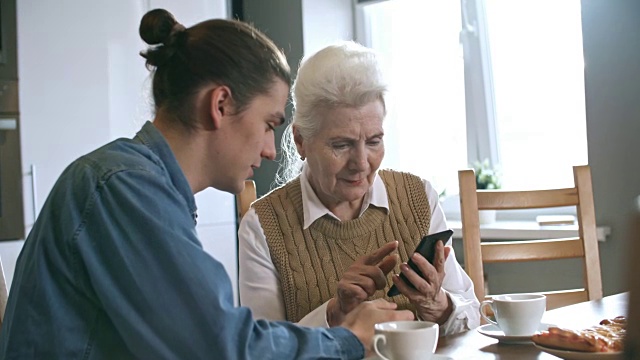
top-left (0, 256), bottom-right (8, 329)
top-left (624, 195), bottom-right (640, 359)
top-left (236, 180), bottom-right (257, 221)
top-left (458, 165), bottom-right (603, 310)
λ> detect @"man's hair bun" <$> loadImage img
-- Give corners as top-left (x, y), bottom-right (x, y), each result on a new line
top-left (139, 8), bottom-right (180, 46)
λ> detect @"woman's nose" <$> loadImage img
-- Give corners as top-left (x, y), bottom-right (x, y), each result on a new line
top-left (349, 145), bottom-right (368, 170)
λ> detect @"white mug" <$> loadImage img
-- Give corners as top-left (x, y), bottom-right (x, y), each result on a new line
top-left (373, 320), bottom-right (439, 360)
top-left (480, 293), bottom-right (546, 336)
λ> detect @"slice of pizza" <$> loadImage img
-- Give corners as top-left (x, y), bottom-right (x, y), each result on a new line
top-left (532, 316), bottom-right (626, 353)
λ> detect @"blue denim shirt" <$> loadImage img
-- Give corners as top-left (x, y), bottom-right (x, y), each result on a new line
top-left (0, 122), bottom-right (364, 360)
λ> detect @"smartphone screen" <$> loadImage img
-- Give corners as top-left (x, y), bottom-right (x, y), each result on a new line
top-left (387, 229), bottom-right (454, 297)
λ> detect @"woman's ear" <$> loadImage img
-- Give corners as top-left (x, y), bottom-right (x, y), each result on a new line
top-left (293, 125), bottom-right (306, 159)
top-left (209, 85), bottom-right (233, 130)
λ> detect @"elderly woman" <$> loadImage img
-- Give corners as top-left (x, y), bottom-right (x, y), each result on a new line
top-left (239, 41), bottom-right (480, 335)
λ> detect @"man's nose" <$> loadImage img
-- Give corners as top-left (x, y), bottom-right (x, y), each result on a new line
top-left (261, 134), bottom-right (277, 161)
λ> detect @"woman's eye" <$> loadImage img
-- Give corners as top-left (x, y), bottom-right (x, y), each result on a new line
top-left (267, 123), bottom-right (276, 132)
top-left (332, 143), bottom-right (349, 150)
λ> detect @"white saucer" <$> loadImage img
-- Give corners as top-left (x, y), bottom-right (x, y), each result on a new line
top-left (534, 344), bottom-right (622, 359)
top-left (477, 323), bottom-right (554, 344)
top-left (366, 354), bottom-right (453, 360)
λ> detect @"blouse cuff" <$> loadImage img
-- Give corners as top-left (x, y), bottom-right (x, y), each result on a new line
top-left (297, 300), bottom-right (331, 328)
top-left (417, 290), bottom-right (474, 336)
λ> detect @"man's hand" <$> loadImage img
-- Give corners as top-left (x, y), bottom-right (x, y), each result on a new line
top-left (341, 299), bottom-right (415, 357)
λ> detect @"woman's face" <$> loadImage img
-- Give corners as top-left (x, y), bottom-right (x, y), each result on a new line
top-left (296, 100), bottom-right (385, 208)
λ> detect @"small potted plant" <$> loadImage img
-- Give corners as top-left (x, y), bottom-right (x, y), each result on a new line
top-left (472, 159), bottom-right (501, 224)
top-left (473, 159), bottom-right (501, 190)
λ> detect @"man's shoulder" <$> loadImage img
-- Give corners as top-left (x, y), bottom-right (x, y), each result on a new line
top-left (47, 138), bottom-right (164, 204)
top-left (73, 138), bottom-right (163, 181)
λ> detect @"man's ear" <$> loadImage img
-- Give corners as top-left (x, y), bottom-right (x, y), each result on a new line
top-left (209, 85), bottom-right (233, 130)
top-left (293, 125), bottom-right (306, 159)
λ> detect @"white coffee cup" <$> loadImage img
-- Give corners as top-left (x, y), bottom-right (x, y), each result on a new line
top-left (373, 320), bottom-right (439, 360)
top-left (480, 293), bottom-right (546, 336)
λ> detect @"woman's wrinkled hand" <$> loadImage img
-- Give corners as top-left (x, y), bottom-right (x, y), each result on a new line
top-left (327, 241), bottom-right (399, 326)
top-left (391, 240), bottom-right (453, 324)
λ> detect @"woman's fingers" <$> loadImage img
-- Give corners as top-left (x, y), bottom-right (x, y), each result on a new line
top-left (360, 241), bottom-right (398, 266)
top-left (394, 243), bottom-right (449, 298)
top-left (340, 270), bottom-right (378, 294)
top-left (378, 254), bottom-right (398, 275)
top-left (336, 241), bottom-right (405, 315)
top-left (431, 240), bottom-right (447, 272)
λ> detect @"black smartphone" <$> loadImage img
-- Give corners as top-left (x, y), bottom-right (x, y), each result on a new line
top-left (387, 229), bottom-right (454, 297)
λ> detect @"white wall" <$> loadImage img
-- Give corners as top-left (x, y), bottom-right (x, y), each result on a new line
top-left (301, 0), bottom-right (353, 56)
top-left (8, 0), bottom-right (239, 304)
top-left (580, 0), bottom-right (640, 295)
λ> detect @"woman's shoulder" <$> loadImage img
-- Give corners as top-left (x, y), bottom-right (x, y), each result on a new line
top-left (258, 177), bottom-right (301, 198)
top-left (377, 168), bottom-right (425, 185)
top-left (377, 169), bottom-right (442, 200)
top-left (253, 177), bottom-right (303, 212)
top-left (378, 169), bottom-right (441, 201)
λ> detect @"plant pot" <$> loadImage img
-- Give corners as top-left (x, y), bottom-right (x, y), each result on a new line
top-left (479, 210), bottom-right (497, 225)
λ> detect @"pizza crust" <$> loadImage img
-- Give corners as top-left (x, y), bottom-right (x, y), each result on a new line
top-left (532, 316), bottom-right (626, 353)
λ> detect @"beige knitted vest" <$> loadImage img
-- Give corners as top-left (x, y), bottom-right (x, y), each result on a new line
top-left (253, 169), bottom-right (431, 322)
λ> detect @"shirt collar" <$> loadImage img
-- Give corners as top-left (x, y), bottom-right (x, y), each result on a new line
top-left (135, 121), bottom-right (198, 223)
top-left (300, 163), bottom-right (389, 229)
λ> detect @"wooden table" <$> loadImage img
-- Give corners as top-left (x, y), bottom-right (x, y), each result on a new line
top-left (435, 293), bottom-right (628, 359)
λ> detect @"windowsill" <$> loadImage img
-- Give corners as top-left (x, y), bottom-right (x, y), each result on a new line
top-left (447, 220), bottom-right (611, 242)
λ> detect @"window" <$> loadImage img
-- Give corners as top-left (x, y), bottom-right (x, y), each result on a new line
top-left (356, 0), bottom-right (588, 220)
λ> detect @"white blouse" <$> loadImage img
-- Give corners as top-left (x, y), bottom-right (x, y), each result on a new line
top-left (238, 166), bottom-right (480, 335)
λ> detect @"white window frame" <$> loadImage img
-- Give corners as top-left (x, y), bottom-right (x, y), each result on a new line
top-left (354, 0), bottom-right (585, 222)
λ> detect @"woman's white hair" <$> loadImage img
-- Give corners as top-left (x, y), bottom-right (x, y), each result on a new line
top-left (274, 41), bottom-right (387, 186)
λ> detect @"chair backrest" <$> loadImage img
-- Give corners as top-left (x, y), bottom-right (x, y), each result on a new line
top-left (458, 165), bottom-right (603, 310)
top-left (236, 180), bottom-right (257, 221)
top-left (624, 195), bottom-right (640, 359)
top-left (0, 256), bottom-right (8, 329)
